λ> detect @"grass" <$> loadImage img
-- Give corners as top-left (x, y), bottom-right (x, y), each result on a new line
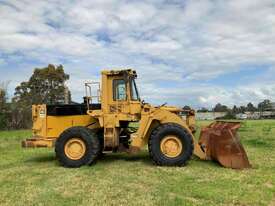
top-left (0, 120), bottom-right (275, 206)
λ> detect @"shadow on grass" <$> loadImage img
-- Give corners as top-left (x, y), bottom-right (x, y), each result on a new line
top-left (23, 152), bottom-right (152, 166)
top-left (98, 152), bottom-right (152, 166)
top-left (22, 150), bottom-right (231, 169)
top-left (99, 153), bottom-right (227, 168)
top-left (191, 156), bottom-right (223, 168)
top-left (23, 152), bottom-right (231, 169)
top-left (25, 155), bottom-right (56, 163)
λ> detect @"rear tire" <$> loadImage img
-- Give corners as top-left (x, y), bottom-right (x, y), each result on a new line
top-left (55, 126), bottom-right (100, 168)
top-left (148, 123), bottom-right (194, 166)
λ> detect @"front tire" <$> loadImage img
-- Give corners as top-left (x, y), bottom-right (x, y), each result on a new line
top-left (148, 123), bottom-right (194, 166)
top-left (55, 126), bottom-right (100, 168)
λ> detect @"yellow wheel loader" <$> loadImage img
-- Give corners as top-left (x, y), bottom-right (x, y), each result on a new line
top-left (22, 69), bottom-right (251, 169)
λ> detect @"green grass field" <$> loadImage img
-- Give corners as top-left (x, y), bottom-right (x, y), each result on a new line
top-left (0, 120), bottom-right (275, 206)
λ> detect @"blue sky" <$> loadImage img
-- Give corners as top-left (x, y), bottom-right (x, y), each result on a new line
top-left (0, 0), bottom-right (275, 108)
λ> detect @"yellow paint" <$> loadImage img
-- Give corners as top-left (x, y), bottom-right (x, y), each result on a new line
top-left (64, 138), bottom-right (86, 160)
top-left (160, 136), bottom-right (183, 158)
top-left (25, 69), bottom-right (207, 160)
top-left (46, 115), bottom-right (98, 138)
top-left (32, 104), bottom-right (99, 139)
top-left (22, 138), bottom-right (54, 148)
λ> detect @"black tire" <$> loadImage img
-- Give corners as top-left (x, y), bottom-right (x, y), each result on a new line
top-left (55, 126), bottom-right (100, 168)
top-left (89, 128), bottom-right (105, 159)
top-left (148, 123), bottom-right (194, 166)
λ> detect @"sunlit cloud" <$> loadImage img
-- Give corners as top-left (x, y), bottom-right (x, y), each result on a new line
top-left (0, 0), bottom-right (275, 108)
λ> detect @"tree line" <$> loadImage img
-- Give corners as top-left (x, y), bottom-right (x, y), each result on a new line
top-left (0, 64), bottom-right (71, 130)
top-left (196, 100), bottom-right (274, 113)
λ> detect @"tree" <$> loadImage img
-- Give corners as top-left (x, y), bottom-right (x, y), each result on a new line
top-left (0, 87), bottom-right (8, 129)
top-left (258, 99), bottom-right (272, 111)
top-left (213, 103), bottom-right (228, 112)
top-left (239, 106), bottom-right (246, 113)
top-left (0, 88), bottom-right (6, 110)
top-left (13, 64), bottom-right (70, 105)
top-left (246, 102), bottom-right (256, 112)
top-left (232, 105), bottom-right (239, 114)
top-left (12, 64), bottom-right (71, 129)
top-left (0, 82), bottom-right (13, 130)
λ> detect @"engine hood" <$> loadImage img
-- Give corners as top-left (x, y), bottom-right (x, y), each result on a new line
top-left (158, 106), bottom-right (183, 113)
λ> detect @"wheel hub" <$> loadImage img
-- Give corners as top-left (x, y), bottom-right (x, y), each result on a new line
top-left (64, 138), bottom-right (86, 160)
top-left (160, 136), bottom-right (183, 158)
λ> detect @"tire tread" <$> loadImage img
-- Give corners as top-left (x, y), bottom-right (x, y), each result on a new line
top-left (55, 126), bottom-right (100, 168)
top-left (148, 123), bottom-right (194, 166)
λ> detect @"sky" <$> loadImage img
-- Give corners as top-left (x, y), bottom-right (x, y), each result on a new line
top-left (0, 0), bottom-right (275, 109)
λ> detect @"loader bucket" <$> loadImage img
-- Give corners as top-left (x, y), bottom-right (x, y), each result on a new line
top-left (199, 121), bottom-right (251, 169)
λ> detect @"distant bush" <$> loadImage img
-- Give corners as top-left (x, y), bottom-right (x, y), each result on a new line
top-left (216, 112), bottom-right (236, 120)
top-left (0, 113), bottom-right (7, 130)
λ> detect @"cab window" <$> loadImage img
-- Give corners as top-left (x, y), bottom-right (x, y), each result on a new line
top-left (113, 79), bottom-right (126, 100)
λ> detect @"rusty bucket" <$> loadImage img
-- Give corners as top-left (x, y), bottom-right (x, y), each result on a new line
top-left (199, 121), bottom-right (251, 169)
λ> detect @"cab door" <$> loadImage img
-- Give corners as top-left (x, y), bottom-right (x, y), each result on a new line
top-left (129, 78), bottom-right (142, 115)
top-left (111, 78), bottom-right (130, 114)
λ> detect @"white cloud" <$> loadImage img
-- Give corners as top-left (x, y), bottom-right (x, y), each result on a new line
top-left (0, 0), bottom-right (275, 108)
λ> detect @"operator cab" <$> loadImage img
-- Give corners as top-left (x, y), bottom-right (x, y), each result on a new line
top-left (113, 74), bottom-right (140, 102)
top-left (85, 69), bottom-right (142, 117)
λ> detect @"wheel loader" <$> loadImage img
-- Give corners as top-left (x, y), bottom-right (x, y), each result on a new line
top-left (22, 69), bottom-right (251, 169)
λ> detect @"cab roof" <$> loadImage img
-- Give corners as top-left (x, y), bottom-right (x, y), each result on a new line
top-left (101, 69), bottom-right (137, 77)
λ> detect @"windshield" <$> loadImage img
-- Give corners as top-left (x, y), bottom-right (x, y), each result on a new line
top-left (130, 78), bottom-right (140, 101)
top-left (113, 79), bottom-right (127, 100)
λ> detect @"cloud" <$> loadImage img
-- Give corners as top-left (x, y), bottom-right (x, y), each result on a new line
top-left (0, 0), bottom-right (275, 108)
